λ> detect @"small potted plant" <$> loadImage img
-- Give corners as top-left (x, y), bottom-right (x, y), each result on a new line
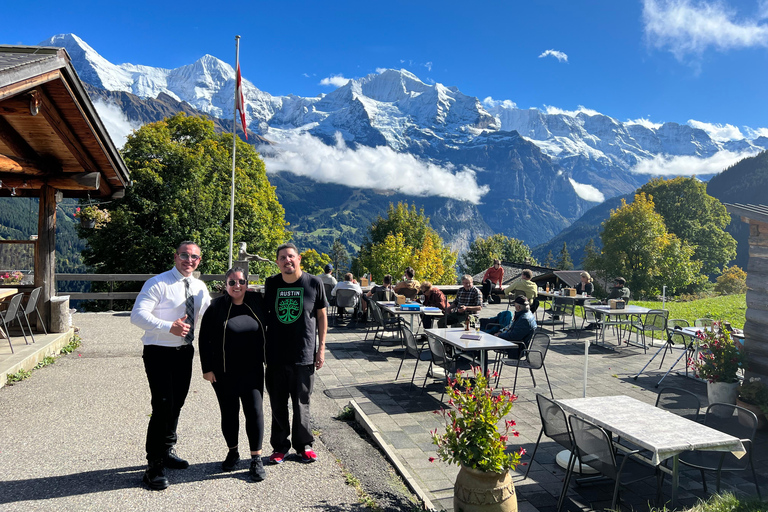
top-left (1, 271), bottom-right (24, 285)
top-left (689, 324), bottom-right (747, 405)
top-left (737, 377), bottom-right (768, 430)
top-left (431, 367), bottom-right (525, 512)
top-left (76, 205), bottom-right (111, 229)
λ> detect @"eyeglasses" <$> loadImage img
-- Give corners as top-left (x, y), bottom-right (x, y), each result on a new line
top-left (178, 252), bottom-right (201, 261)
top-left (228, 279), bottom-right (247, 286)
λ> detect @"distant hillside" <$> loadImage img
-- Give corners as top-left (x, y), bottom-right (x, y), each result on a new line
top-left (707, 150), bottom-right (768, 270)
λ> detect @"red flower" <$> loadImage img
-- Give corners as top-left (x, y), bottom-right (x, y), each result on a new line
top-left (429, 457), bottom-right (435, 463)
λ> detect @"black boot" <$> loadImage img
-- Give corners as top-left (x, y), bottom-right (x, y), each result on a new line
top-left (250, 456), bottom-right (266, 482)
top-left (143, 459), bottom-right (169, 490)
top-left (163, 448), bottom-right (189, 469)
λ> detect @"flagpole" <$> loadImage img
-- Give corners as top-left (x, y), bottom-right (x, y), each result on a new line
top-left (228, 35), bottom-right (240, 269)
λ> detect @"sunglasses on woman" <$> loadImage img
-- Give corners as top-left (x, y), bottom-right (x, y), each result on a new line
top-left (228, 279), bottom-right (247, 286)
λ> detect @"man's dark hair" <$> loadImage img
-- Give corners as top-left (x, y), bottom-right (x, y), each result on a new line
top-left (176, 241), bottom-right (200, 253)
top-left (404, 267), bottom-right (415, 279)
top-left (521, 269), bottom-right (533, 279)
top-left (383, 274), bottom-right (392, 285)
top-left (276, 243), bottom-right (299, 258)
top-left (615, 277), bottom-right (626, 286)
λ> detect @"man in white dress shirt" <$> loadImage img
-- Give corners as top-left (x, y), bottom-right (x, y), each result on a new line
top-left (131, 241), bottom-right (211, 490)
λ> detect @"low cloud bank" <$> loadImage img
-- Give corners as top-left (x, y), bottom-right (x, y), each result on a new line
top-left (93, 98), bottom-right (140, 148)
top-left (569, 178), bottom-right (605, 202)
top-left (261, 132), bottom-right (490, 203)
top-left (630, 149), bottom-right (759, 175)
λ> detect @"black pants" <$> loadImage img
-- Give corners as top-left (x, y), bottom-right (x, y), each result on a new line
top-left (143, 344), bottom-right (193, 461)
top-left (211, 369), bottom-right (265, 452)
top-left (265, 364), bottom-right (315, 454)
top-left (482, 279), bottom-right (493, 302)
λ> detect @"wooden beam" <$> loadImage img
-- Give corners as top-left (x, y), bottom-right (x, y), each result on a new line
top-left (0, 115), bottom-right (41, 161)
top-left (35, 185), bottom-right (56, 329)
top-left (0, 70), bottom-right (61, 102)
top-left (35, 87), bottom-right (101, 176)
top-left (0, 172), bottom-right (101, 190)
top-left (0, 153), bottom-right (48, 175)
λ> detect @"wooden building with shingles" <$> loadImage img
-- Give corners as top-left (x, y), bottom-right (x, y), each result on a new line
top-left (725, 203), bottom-right (768, 381)
top-left (0, 44), bottom-right (130, 325)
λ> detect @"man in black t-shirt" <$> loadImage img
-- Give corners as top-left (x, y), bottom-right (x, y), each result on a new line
top-left (263, 243), bottom-right (327, 464)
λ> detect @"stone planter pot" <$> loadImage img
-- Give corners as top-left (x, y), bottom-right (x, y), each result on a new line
top-left (80, 218), bottom-right (96, 229)
top-left (707, 381), bottom-right (739, 405)
top-left (736, 398), bottom-right (768, 430)
top-left (454, 464), bottom-right (517, 512)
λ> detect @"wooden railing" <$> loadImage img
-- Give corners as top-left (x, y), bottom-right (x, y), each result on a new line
top-left (55, 273), bottom-right (227, 301)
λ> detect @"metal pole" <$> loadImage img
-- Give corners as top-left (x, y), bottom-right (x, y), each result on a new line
top-left (228, 35), bottom-right (241, 269)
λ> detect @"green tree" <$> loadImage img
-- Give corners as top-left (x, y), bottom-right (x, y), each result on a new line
top-left (639, 177), bottom-right (736, 274)
top-left (329, 238), bottom-right (349, 280)
top-left (600, 193), bottom-right (701, 297)
top-left (556, 242), bottom-right (574, 270)
top-left (543, 250), bottom-right (556, 269)
top-left (715, 265), bottom-right (747, 295)
top-left (358, 202), bottom-right (457, 284)
top-left (460, 234), bottom-right (535, 275)
top-left (300, 248), bottom-right (331, 276)
top-left (79, 113), bottom-right (289, 279)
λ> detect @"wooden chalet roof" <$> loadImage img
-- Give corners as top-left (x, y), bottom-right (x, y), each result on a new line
top-left (0, 45), bottom-right (130, 198)
top-left (725, 203), bottom-right (768, 225)
top-left (471, 261), bottom-right (557, 286)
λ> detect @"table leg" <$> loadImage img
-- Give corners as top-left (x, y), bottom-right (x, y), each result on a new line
top-left (583, 337), bottom-right (589, 398)
top-left (480, 350), bottom-right (487, 376)
top-left (671, 454), bottom-right (679, 507)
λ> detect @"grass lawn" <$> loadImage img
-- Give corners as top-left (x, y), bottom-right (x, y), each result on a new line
top-left (652, 492), bottom-right (768, 512)
top-left (631, 294), bottom-right (747, 329)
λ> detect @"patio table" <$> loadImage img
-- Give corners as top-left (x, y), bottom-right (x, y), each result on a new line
top-left (377, 301), bottom-right (442, 334)
top-left (425, 327), bottom-right (516, 375)
top-left (557, 395), bottom-right (745, 507)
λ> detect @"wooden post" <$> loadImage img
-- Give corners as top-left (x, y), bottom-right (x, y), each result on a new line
top-left (744, 219), bottom-right (768, 381)
top-left (35, 185), bottom-right (57, 328)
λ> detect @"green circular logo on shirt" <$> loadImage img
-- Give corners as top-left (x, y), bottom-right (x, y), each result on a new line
top-left (276, 289), bottom-right (303, 324)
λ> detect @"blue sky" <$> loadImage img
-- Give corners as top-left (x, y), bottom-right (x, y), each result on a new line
top-left (4, 0), bottom-right (768, 133)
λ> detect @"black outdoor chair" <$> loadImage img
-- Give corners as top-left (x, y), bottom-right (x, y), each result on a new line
top-left (399, 287), bottom-right (419, 300)
top-left (395, 325), bottom-right (430, 391)
top-left (366, 300), bottom-right (405, 351)
top-left (421, 336), bottom-right (457, 402)
top-left (560, 415), bottom-right (660, 512)
top-left (525, 394), bottom-right (573, 479)
top-left (324, 283), bottom-right (336, 323)
top-left (655, 386), bottom-right (701, 422)
top-left (503, 332), bottom-right (552, 398)
top-left (335, 288), bottom-right (359, 325)
top-left (674, 403), bottom-right (761, 499)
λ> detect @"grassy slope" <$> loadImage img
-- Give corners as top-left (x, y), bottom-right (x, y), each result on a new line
top-left (631, 294), bottom-right (747, 329)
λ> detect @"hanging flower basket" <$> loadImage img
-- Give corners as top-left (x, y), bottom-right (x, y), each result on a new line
top-left (76, 206), bottom-right (111, 229)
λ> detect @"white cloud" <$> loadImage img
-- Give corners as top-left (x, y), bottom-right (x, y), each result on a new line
top-left (375, 67), bottom-right (387, 74)
top-left (319, 74), bottom-right (351, 87)
top-left (302, 72), bottom-right (310, 78)
top-left (626, 118), bottom-right (663, 130)
top-left (568, 178), bottom-right (605, 202)
top-left (744, 126), bottom-right (768, 138)
top-left (688, 120), bottom-right (744, 141)
top-left (424, 61), bottom-right (433, 71)
top-left (642, 0), bottom-right (768, 59)
top-left (260, 132), bottom-right (489, 203)
top-left (544, 105), bottom-right (601, 117)
top-left (482, 97), bottom-right (517, 109)
top-left (630, 149), bottom-right (759, 175)
top-left (92, 98), bottom-right (141, 149)
top-left (538, 49), bottom-right (569, 62)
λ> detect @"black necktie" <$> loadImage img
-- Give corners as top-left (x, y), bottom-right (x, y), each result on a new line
top-left (184, 278), bottom-right (195, 345)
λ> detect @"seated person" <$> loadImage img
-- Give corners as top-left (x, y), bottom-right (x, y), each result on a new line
top-left (495, 296), bottom-right (537, 359)
top-left (367, 274), bottom-right (394, 301)
top-left (575, 271), bottom-right (594, 296)
top-left (481, 259), bottom-right (504, 304)
top-left (394, 267), bottom-right (420, 296)
top-left (419, 281), bottom-right (447, 329)
top-left (317, 263), bottom-right (337, 287)
top-left (605, 277), bottom-right (630, 302)
top-left (445, 275), bottom-right (482, 327)
top-left (503, 269), bottom-right (537, 301)
top-left (331, 273), bottom-right (362, 320)
top-left (480, 309), bottom-right (512, 335)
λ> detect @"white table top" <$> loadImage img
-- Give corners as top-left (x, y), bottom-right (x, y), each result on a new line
top-left (425, 327), bottom-right (517, 352)
top-left (538, 291), bottom-right (595, 301)
top-left (377, 301), bottom-right (443, 315)
top-left (557, 395), bottom-right (745, 466)
top-left (0, 287), bottom-right (19, 300)
top-left (583, 304), bottom-right (650, 315)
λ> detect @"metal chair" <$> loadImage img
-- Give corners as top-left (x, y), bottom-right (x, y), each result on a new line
top-left (395, 325), bottom-right (430, 391)
top-left (631, 309), bottom-right (669, 349)
top-left (421, 336), bottom-right (457, 401)
top-left (400, 287), bottom-right (418, 300)
top-left (334, 288), bottom-right (359, 324)
top-left (505, 332), bottom-right (553, 398)
top-left (545, 298), bottom-right (572, 333)
top-left (20, 286), bottom-right (47, 342)
top-left (1, 293), bottom-right (30, 351)
top-left (694, 318), bottom-right (715, 328)
top-left (655, 387), bottom-right (701, 422)
top-left (366, 301), bottom-right (404, 351)
top-left (525, 394), bottom-right (573, 480)
top-left (324, 283), bottom-right (336, 323)
top-left (675, 403), bottom-right (761, 498)
top-left (561, 415), bottom-right (660, 512)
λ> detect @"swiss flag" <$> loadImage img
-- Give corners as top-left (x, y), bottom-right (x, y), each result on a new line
top-left (236, 64), bottom-right (247, 140)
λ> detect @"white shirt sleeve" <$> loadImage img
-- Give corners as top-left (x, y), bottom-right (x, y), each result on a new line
top-left (130, 278), bottom-right (174, 333)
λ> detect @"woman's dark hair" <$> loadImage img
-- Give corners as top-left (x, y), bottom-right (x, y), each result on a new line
top-left (225, 267), bottom-right (246, 281)
top-left (383, 274), bottom-right (392, 285)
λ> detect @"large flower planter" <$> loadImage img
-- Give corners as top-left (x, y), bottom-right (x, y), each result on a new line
top-left (707, 381), bottom-right (739, 405)
top-left (736, 398), bottom-right (768, 430)
top-left (454, 465), bottom-right (517, 512)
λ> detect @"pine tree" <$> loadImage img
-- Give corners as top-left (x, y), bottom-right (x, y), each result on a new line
top-left (557, 242), bottom-right (574, 270)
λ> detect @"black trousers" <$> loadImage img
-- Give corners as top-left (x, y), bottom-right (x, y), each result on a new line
top-left (265, 364), bottom-right (315, 454)
top-left (211, 369), bottom-right (265, 453)
top-left (482, 279), bottom-right (494, 302)
top-left (142, 344), bottom-right (193, 461)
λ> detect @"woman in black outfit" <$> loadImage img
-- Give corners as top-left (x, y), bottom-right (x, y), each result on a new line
top-left (199, 268), bottom-right (267, 481)
top-left (575, 271), bottom-right (594, 296)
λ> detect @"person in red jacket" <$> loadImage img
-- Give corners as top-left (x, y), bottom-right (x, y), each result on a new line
top-left (481, 259), bottom-right (504, 305)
